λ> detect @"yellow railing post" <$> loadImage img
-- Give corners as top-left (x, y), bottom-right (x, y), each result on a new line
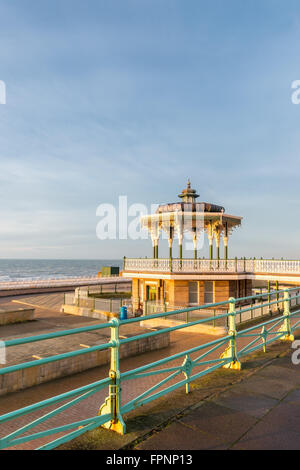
top-left (220, 297), bottom-right (241, 370)
top-left (277, 290), bottom-right (294, 342)
top-left (98, 318), bottom-right (126, 434)
top-left (261, 326), bottom-right (267, 352)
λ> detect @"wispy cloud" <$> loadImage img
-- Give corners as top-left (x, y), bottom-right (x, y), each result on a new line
top-left (0, 1), bottom-right (300, 258)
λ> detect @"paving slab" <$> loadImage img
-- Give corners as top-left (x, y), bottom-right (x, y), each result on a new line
top-left (231, 400), bottom-right (300, 450)
top-left (214, 390), bottom-right (278, 419)
top-left (273, 355), bottom-right (300, 370)
top-left (232, 429), bottom-right (300, 450)
top-left (136, 422), bottom-right (227, 450)
top-left (282, 388), bottom-right (300, 405)
top-left (179, 401), bottom-right (257, 443)
top-left (228, 374), bottom-right (296, 400)
top-left (255, 364), bottom-right (300, 386)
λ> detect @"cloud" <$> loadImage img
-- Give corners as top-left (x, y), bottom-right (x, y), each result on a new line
top-left (0, 1), bottom-right (300, 258)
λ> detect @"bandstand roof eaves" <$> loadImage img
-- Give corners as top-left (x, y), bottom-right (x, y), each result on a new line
top-left (141, 212), bottom-right (242, 224)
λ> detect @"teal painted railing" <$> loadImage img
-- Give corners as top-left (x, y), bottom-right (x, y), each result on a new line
top-left (0, 287), bottom-right (300, 450)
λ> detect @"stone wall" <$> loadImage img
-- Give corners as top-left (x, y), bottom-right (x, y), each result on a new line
top-left (0, 307), bottom-right (35, 325)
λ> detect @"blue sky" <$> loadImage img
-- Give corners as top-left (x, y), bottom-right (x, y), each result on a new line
top-left (1, 0), bottom-right (300, 259)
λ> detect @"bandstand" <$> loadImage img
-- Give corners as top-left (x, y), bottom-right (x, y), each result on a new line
top-left (122, 181), bottom-right (252, 314)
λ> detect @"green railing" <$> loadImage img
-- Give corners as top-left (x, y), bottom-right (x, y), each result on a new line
top-left (0, 288), bottom-right (300, 450)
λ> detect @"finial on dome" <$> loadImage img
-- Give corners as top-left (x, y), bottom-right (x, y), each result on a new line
top-left (178, 180), bottom-right (199, 203)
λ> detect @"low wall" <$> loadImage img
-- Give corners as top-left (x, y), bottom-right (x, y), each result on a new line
top-left (0, 330), bottom-right (170, 396)
top-left (0, 307), bottom-right (35, 325)
top-left (140, 318), bottom-right (227, 336)
top-left (62, 304), bottom-right (117, 321)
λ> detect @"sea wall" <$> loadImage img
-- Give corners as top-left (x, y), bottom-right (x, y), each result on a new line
top-left (0, 286), bottom-right (77, 297)
top-left (0, 279), bottom-right (131, 298)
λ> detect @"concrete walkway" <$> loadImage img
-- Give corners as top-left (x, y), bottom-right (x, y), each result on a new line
top-left (136, 353), bottom-right (300, 450)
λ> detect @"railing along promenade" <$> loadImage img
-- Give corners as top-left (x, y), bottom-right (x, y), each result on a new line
top-left (124, 257), bottom-right (300, 274)
top-left (0, 288), bottom-right (299, 450)
top-left (0, 276), bottom-right (128, 291)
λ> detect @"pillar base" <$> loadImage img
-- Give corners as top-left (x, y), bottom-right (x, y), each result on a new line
top-left (280, 334), bottom-right (295, 342)
top-left (98, 395), bottom-right (126, 435)
top-left (277, 324), bottom-right (294, 342)
top-left (220, 344), bottom-right (241, 370)
top-left (222, 361), bottom-right (241, 370)
top-left (102, 419), bottom-right (126, 435)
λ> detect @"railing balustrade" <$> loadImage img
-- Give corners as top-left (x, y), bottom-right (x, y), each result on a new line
top-left (124, 257), bottom-right (300, 274)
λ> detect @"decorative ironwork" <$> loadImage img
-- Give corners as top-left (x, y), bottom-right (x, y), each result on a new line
top-left (0, 287), bottom-right (300, 450)
top-left (124, 257), bottom-right (300, 274)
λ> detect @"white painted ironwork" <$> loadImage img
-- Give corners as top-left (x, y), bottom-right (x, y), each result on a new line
top-left (124, 258), bottom-right (300, 274)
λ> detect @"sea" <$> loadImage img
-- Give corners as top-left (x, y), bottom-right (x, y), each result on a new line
top-left (0, 259), bottom-right (123, 282)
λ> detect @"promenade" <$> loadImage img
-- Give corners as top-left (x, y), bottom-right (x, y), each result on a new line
top-left (0, 292), bottom-right (299, 450)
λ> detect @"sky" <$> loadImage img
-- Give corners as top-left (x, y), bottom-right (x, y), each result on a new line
top-left (1, 0), bottom-right (300, 259)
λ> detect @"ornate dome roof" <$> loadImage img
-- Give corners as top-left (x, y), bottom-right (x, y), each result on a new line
top-left (156, 180), bottom-right (225, 214)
